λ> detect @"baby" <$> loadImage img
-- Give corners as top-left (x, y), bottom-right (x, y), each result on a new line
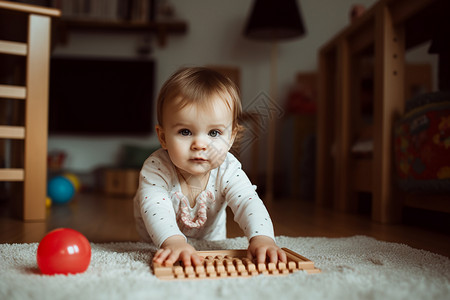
top-left (134, 67), bottom-right (286, 266)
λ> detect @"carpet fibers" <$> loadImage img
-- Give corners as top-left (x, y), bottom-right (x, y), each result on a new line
top-left (1, 236), bottom-right (449, 300)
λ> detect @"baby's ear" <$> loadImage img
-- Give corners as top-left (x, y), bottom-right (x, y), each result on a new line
top-left (156, 125), bottom-right (167, 149)
top-left (229, 126), bottom-right (239, 149)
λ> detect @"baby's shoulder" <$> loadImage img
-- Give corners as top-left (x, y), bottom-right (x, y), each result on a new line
top-left (214, 152), bottom-right (246, 184)
top-left (142, 149), bottom-right (174, 174)
top-left (144, 148), bottom-right (169, 164)
top-left (218, 152), bottom-right (242, 172)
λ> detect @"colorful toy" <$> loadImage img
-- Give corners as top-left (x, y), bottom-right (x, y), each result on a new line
top-left (394, 94), bottom-right (450, 191)
top-left (153, 248), bottom-right (320, 280)
top-left (47, 176), bottom-right (75, 204)
top-left (37, 228), bottom-right (91, 275)
top-left (63, 173), bottom-right (81, 192)
top-left (45, 197), bottom-right (52, 208)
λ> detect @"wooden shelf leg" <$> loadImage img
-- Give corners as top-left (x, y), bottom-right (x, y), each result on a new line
top-left (372, 5), bottom-right (405, 223)
top-left (23, 14), bottom-right (51, 221)
top-left (334, 39), bottom-right (352, 212)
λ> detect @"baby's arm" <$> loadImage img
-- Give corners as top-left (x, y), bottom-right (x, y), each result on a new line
top-left (137, 151), bottom-right (202, 265)
top-left (153, 235), bottom-right (203, 266)
top-left (232, 197), bottom-right (286, 263)
top-left (222, 156), bottom-right (286, 264)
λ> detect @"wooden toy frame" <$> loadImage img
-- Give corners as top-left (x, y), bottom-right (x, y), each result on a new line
top-left (153, 248), bottom-right (321, 280)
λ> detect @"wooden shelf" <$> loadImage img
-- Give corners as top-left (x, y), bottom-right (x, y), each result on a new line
top-left (0, 0), bottom-right (58, 221)
top-left (0, 0), bottom-right (60, 17)
top-left (0, 40), bottom-right (27, 56)
top-left (316, 0), bottom-right (447, 223)
top-left (0, 125), bottom-right (25, 139)
top-left (62, 18), bottom-right (186, 31)
top-left (0, 168), bottom-right (24, 181)
top-left (56, 19), bottom-right (188, 47)
top-left (350, 158), bottom-right (373, 193)
top-left (0, 84), bottom-right (26, 99)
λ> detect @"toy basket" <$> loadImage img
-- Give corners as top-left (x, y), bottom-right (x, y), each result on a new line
top-left (394, 92), bottom-right (450, 192)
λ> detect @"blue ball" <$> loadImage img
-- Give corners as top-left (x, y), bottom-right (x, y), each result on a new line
top-left (47, 176), bottom-right (75, 204)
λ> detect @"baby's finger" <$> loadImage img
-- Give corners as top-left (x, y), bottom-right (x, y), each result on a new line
top-left (165, 250), bottom-right (181, 266)
top-left (153, 249), bottom-right (164, 260)
top-left (191, 253), bottom-right (203, 266)
top-left (247, 250), bottom-right (254, 261)
top-left (179, 251), bottom-right (192, 267)
top-left (255, 248), bottom-right (267, 264)
top-left (278, 249), bottom-right (287, 263)
top-left (267, 248), bottom-right (279, 263)
top-left (153, 249), bottom-right (170, 264)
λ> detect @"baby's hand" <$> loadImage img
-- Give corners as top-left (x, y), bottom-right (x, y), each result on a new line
top-left (247, 235), bottom-right (287, 264)
top-left (153, 235), bottom-right (203, 266)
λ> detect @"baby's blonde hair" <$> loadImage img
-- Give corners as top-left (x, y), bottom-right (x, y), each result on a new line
top-left (156, 67), bottom-right (242, 132)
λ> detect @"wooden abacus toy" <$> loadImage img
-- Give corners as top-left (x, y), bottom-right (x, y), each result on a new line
top-left (153, 248), bottom-right (321, 280)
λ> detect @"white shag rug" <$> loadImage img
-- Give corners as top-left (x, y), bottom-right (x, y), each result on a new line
top-left (1, 236), bottom-right (449, 300)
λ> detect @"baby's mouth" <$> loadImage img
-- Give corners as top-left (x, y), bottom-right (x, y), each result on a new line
top-left (191, 157), bottom-right (207, 162)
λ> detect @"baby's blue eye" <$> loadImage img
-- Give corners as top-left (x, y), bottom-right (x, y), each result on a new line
top-left (209, 130), bottom-right (221, 137)
top-left (179, 129), bottom-right (191, 136)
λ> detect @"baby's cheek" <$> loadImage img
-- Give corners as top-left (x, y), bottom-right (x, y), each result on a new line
top-left (207, 147), bottom-right (228, 167)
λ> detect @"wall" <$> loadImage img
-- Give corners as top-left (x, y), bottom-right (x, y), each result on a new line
top-left (49, 0), bottom-right (383, 174)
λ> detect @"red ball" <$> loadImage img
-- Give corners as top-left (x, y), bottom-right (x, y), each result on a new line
top-left (37, 228), bottom-right (91, 275)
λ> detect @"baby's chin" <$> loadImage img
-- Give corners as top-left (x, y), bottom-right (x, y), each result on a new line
top-left (187, 159), bottom-right (226, 175)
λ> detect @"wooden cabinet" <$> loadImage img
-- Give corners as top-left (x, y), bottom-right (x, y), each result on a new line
top-left (316, 0), bottom-right (447, 223)
top-left (104, 168), bottom-right (139, 196)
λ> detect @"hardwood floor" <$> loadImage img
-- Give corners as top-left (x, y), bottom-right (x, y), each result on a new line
top-left (1, 192), bottom-right (449, 258)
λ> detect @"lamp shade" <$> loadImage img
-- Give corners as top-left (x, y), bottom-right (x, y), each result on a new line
top-left (244, 0), bottom-right (306, 40)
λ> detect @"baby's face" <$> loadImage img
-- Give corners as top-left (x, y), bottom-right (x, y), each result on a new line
top-left (157, 95), bottom-right (236, 177)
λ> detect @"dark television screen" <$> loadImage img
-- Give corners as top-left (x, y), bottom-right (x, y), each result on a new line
top-left (49, 56), bottom-right (154, 135)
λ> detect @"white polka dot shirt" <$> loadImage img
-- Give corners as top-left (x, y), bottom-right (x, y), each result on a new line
top-left (133, 149), bottom-right (275, 247)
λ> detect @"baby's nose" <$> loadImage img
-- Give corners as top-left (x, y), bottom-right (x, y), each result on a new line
top-left (191, 136), bottom-right (208, 150)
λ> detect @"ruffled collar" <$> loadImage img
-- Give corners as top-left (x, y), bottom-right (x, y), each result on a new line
top-left (173, 190), bottom-right (215, 229)
top-left (170, 170), bottom-right (217, 230)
